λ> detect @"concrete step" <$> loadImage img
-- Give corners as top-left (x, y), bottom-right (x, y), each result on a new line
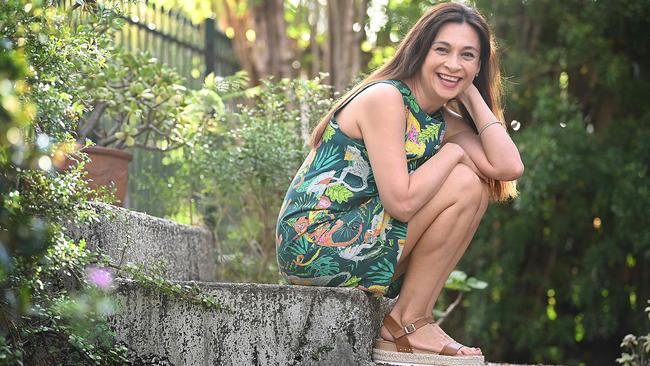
top-left (65, 207), bottom-right (557, 366)
top-left (65, 203), bottom-right (216, 281)
top-left (110, 280), bottom-right (560, 366)
top-left (110, 279), bottom-right (391, 366)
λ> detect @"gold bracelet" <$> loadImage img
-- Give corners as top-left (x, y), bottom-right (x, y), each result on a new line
top-left (478, 121), bottom-right (503, 136)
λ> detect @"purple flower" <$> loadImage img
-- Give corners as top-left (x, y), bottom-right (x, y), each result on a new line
top-left (408, 125), bottom-right (418, 142)
top-left (86, 267), bottom-right (113, 289)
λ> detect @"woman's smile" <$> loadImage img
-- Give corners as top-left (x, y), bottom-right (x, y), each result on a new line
top-left (405, 22), bottom-right (481, 112)
top-left (437, 73), bottom-right (462, 89)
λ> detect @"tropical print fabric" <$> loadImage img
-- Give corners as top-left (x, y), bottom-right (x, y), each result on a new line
top-left (275, 79), bottom-right (447, 298)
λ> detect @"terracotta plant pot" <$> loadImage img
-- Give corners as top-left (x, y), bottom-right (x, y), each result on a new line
top-left (62, 146), bottom-right (133, 206)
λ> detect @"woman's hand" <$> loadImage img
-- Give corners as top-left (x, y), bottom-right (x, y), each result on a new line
top-left (442, 142), bottom-right (487, 182)
top-left (459, 147), bottom-right (487, 182)
top-left (446, 82), bottom-right (524, 181)
top-left (455, 83), bottom-right (483, 116)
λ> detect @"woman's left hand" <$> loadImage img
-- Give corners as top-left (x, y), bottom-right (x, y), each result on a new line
top-left (456, 83), bottom-right (483, 113)
top-left (448, 79), bottom-right (525, 182)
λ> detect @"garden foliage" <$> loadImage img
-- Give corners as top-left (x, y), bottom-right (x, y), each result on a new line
top-left (2, 0), bottom-right (648, 365)
top-left (145, 72), bottom-right (333, 283)
top-left (617, 300), bottom-right (650, 366)
top-left (0, 1), bottom-right (135, 363)
top-left (0, 0), bottom-right (225, 363)
top-left (449, 1), bottom-right (649, 364)
top-left (79, 49), bottom-right (210, 151)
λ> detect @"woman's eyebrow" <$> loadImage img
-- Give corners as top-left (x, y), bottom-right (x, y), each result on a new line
top-left (432, 41), bottom-right (479, 53)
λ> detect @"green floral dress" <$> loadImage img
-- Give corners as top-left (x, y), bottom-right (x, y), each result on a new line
top-left (275, 80), bottom-right (447, 298)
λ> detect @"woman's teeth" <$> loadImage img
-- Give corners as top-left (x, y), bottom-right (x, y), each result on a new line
top-left (438, 73), bottom-right (460, 82)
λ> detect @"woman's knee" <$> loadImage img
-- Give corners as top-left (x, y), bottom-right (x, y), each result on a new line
top-left (447, 164), bottom-right (484, 203)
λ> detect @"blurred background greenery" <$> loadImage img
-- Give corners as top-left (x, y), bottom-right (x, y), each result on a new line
top-left (1, 0), bottom-right (649, 365)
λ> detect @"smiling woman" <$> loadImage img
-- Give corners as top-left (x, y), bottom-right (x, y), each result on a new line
top-left (275, 2), bottom-right (523, 366)
top-left (423, 23), bottom-right (482, 102)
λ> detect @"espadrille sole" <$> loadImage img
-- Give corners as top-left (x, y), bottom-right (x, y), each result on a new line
top-left (372, 339), bottom-right (485, 366)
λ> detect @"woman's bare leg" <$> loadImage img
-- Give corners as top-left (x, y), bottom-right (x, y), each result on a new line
top-left (379, 164), bottom-right (486, 355)
top-left (419, 182), bottom-right (488, 348)
top-left (425, 181), bottom-right (489, 314)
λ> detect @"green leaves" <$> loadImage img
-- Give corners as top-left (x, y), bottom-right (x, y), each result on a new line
top-left (79, 48), bottom-right (219, 152)
top-left (0, 1), bottom-right (139, 363)
top-left (444, 270), bottom-right (488, 292)
top-left (418, 123), bottom-right (440, 144)
top-left (131, 73), bottom-right (334, 282)
top-left (367, 258), bottom-right (395, 285)
top-left (325, 184), bottom-right (353, 204)
top-left (322, 124), bottom-right (335, 142)
top-left (342, 275), bottom-right (362, 288)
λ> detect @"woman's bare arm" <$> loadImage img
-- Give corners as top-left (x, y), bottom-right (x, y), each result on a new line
top-left (450, 84), bottom-right (524, 181)
top-left (349, 84), bottom-right (465, 222)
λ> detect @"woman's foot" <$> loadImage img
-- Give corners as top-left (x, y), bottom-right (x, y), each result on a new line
top-left (379, 322), bottom-right (482, 356)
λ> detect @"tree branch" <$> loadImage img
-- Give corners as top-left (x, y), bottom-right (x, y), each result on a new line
top-left (78, 101), bottom-right (108, 141)
top-left (435, 292), bottom-right (463, 326)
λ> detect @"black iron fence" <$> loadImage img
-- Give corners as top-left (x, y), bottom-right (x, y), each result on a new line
top-left (57, 0), bottom-right (239, 89)
top-left (55, 0), bottom-right (240, 218)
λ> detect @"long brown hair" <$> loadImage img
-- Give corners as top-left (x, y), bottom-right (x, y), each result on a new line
top-left (309, 2), bottom-right (517, 202)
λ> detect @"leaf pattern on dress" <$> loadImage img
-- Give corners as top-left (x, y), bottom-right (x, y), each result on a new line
top-left (367, 257), bottom-right (395, 284)
top-left (408, 97), bottom-right (420, 113)
top-left (310, 255), bottom-right (340, 277)
top-left (405, 113), bottom-right (426, 158)
top-left (325, 184), bottom-right (353, 203)
top-left (322, 123), bottom-right (335, 142)
top-left (312, 143), bottom-right (340, 171)
top-left (419, 123), bottom-right (441, 143)
top-left (342, 275), bottom-right (362, 288)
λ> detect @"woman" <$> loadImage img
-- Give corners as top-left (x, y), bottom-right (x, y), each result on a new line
top-left (276, 2), bottom-right (523, 365)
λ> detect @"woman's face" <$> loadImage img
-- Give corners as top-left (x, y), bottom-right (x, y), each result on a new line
top-left (419, 21), bottom-right (482, 101)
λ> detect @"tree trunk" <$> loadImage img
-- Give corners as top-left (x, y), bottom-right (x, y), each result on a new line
top-left (216, 0), bottom-right (367, 87)
top-left (309, 0), bottom-right (321, 78)
top-left (327, 0), bottom-right (367, 92)
top-left (349, 0), bottom-right (367, 81)
top-left (220, 0), bottom-right (260, 83)
top-left (217, 0), bottom-right (294, 84)
top-left (251, 0), bottom-right (293, 80)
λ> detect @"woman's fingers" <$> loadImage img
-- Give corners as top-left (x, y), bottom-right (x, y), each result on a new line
top-left (460, 152), bottom-right (487, 181)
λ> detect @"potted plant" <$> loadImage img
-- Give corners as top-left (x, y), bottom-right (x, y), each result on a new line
top-left (65, 48), bottom-right (224, 205)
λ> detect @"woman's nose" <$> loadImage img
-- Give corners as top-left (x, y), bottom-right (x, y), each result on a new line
top-left (444, 56), bottom-right (461, 72)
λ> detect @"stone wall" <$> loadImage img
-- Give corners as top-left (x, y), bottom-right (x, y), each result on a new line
top-left (65, 203), bottom-right (215, 281)
top-left (65, 204), bottom-right (559, 366)
top-left (111, 279), bottom-right (392, 366)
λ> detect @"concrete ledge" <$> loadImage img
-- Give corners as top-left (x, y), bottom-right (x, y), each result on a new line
top-left (65, 203), bottom-right (216, 281)
top-left (110, 280), bottom-right (392, 366)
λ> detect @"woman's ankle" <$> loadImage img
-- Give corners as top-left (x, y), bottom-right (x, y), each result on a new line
top-left (388, 308), bottom-right (429, 326)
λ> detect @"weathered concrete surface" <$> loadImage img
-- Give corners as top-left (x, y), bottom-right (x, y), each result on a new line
top-left (65, 203), bottom-right (216, 281)
top-left (110, 279), bottom-right (392, 366)
top-left (378, 364), bottom-right (562, 366)
top-left (376, 361), bottom-right (560, 365)
top-left (377, 364), bottom-right (559, 366)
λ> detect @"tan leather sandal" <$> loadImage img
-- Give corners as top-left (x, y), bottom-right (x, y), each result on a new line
top-left (372, 313), bottom-right (485, 366)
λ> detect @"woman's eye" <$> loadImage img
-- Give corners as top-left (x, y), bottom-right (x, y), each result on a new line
top-left (434, 47), bottom-right (448, 54)
top-left (462, 52), bottom-right (476, 59)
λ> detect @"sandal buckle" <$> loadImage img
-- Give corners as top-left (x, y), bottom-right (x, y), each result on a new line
top-left (403, 323), bottom-right (417, 334)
